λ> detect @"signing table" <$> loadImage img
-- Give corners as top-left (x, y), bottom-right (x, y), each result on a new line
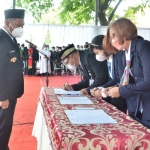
top-left (32, 87), bottom-right (150, 150)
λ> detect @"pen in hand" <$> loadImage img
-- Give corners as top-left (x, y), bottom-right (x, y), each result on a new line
top-left (63, 82), bottom-right (68, 90)
top-left (63, 81), bottom-right (73, 91)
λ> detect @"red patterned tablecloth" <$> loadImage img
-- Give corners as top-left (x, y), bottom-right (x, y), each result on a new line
top-left (39, 87), bottom-right (150, 150)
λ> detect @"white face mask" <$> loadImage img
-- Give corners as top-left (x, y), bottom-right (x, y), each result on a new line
top-left (12, 27), bottom-right (24, 38)
top-left (9, 23), bottom-right (24, 38)
top-left (66, 58), bottom-right (76, 72)
top-left (96, 53), bottom-right (107, 62)
top-left (66, 64), bottom-right (76, 72)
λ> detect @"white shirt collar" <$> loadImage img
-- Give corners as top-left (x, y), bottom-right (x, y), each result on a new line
top-left (2, 27), bottom-right (14, 41)
top-left (125, 42), bottom-right (131, 61)
top-left (107, 54), bottom-right (113, 79)
top-left (108, 54), bottom-right (113, 63)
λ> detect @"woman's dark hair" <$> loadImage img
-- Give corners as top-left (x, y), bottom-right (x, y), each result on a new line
top-left (90, 35), bottom-right (104, 52)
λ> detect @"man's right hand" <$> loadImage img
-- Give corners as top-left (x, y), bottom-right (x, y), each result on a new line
top-left (94, 89), bottom-right (102, 97)
top-left (62, 83), bottom-right (73, 91)
top-left (102, 87), bottom-right (114, 97)
top-left (91, 87), bottom-right (98, 96)
top-left (0, 99), bottom-right (9, 109)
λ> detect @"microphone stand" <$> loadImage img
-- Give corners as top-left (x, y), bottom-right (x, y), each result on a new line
top-left (35, 48), bottom-right (50, 87)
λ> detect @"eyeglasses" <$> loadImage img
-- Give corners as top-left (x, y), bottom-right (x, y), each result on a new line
top-left (61, 58), bottom-right (75, 73)
top-left (61, 57), bottom-right (69, 65)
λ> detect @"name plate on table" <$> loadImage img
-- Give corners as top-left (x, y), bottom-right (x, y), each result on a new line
top-left (57, 96), bottom-right (93, 104)
top-left (64, 109), bottom-right (117, 124)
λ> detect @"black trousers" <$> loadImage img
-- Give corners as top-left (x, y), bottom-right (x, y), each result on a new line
top-left (104, 97), bottom-right (127, 113)
top-left (0, 99), bottom-right (17, 150)
top-left (111, 97), bottom-right (127, 113)
top-left (136, 111), bottom-right (150, 129)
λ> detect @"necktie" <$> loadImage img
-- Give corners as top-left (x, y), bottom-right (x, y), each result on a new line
top-left (13, 37), bottom-right (17, 44)
top-left (120, 60), bottom-right (130, 86)
top-left (107, 61), bottom-right (112, 78)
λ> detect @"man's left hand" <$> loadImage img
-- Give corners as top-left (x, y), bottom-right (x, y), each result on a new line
top-left (108, 87), bottom-right (120, 98)
top-left (91, 88), bottom-right (98, 96)
top-left (80, 88), bottom-right (88, 95)
top-left (0, 99), bottom-right (9, 109)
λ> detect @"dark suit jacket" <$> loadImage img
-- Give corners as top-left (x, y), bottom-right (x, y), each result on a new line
top-left (119, 38), bottom-right (150, 120)
top-left (32, 47), bottom-right (39, 62)
top-left (0, 29), bottom-right (24, 101)
top-left (72, 50), bottom-right (109, 91)
top-left (102, 51), bottom-right (124, 88)
top-left (50, 51), bottom-right (57, 62)
top-left (22, 46), bottom-right (28, 60)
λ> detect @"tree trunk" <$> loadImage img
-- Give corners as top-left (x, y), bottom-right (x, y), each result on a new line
top-left (98, 11), bottom-right (109, 26)
top-left (98, 0), bottom-right (109, 26)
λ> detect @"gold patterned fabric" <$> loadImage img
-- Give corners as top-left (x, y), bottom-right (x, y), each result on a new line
top-left (39, 87), bottom-right (150, 150)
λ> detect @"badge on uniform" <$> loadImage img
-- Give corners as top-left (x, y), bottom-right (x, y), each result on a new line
top-left (10, 57), bottom-right (17, 63)
top-left (89, 79), bottom-right (94, 86)
top-left (10, 50), bottom-right (15, 53)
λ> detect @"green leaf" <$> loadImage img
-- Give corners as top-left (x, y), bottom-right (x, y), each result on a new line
top-left (16, 0), bottom-right (150, 25)
top-left (16, 0), bottom-right (53, 22)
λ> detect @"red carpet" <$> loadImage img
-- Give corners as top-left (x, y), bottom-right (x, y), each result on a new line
top-left (9, 75), bottom-right (80, 150)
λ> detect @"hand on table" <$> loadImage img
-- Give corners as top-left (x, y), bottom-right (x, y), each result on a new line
top-left (101, 88), bottom-right (110, 97)
top-left (94, 89), bottom-right (102, 97)
top-left (62, 83), bottom-right (73, 91)
top-left (80, 88), bottom-right (88, 95)
top-left (91, 88), bottom-right (97, 96)
top-left (108, 87), bottom-right (120, 98)
top-left (0, 99), bottom-right (9, 109)
top-left (91, 88), bottom-right (102, 97)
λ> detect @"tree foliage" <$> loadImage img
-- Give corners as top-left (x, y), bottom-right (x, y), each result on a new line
top-left (16, 0), bottom-right (150, 25)
top-left (39, 9), bottom-right (61, 24)
top-left (59, 0), bottom-right (150, 25)
top-left (16, 0), bottom-right (53, 22)
top-left (124, 2), bottom-right (148, 23)
top-left (59, 0), bottom-right (95, 25)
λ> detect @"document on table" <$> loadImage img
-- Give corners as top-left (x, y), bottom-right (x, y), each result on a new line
top-left (64, 109), bottom-right (117, 124)
top-left (54, 88), bottom-right (81, 95)
top-left (57, 96), bottom-right (93, 104)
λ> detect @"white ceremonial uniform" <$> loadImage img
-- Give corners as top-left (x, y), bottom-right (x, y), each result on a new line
top-left (39, 49), bottom-right (51, 74)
